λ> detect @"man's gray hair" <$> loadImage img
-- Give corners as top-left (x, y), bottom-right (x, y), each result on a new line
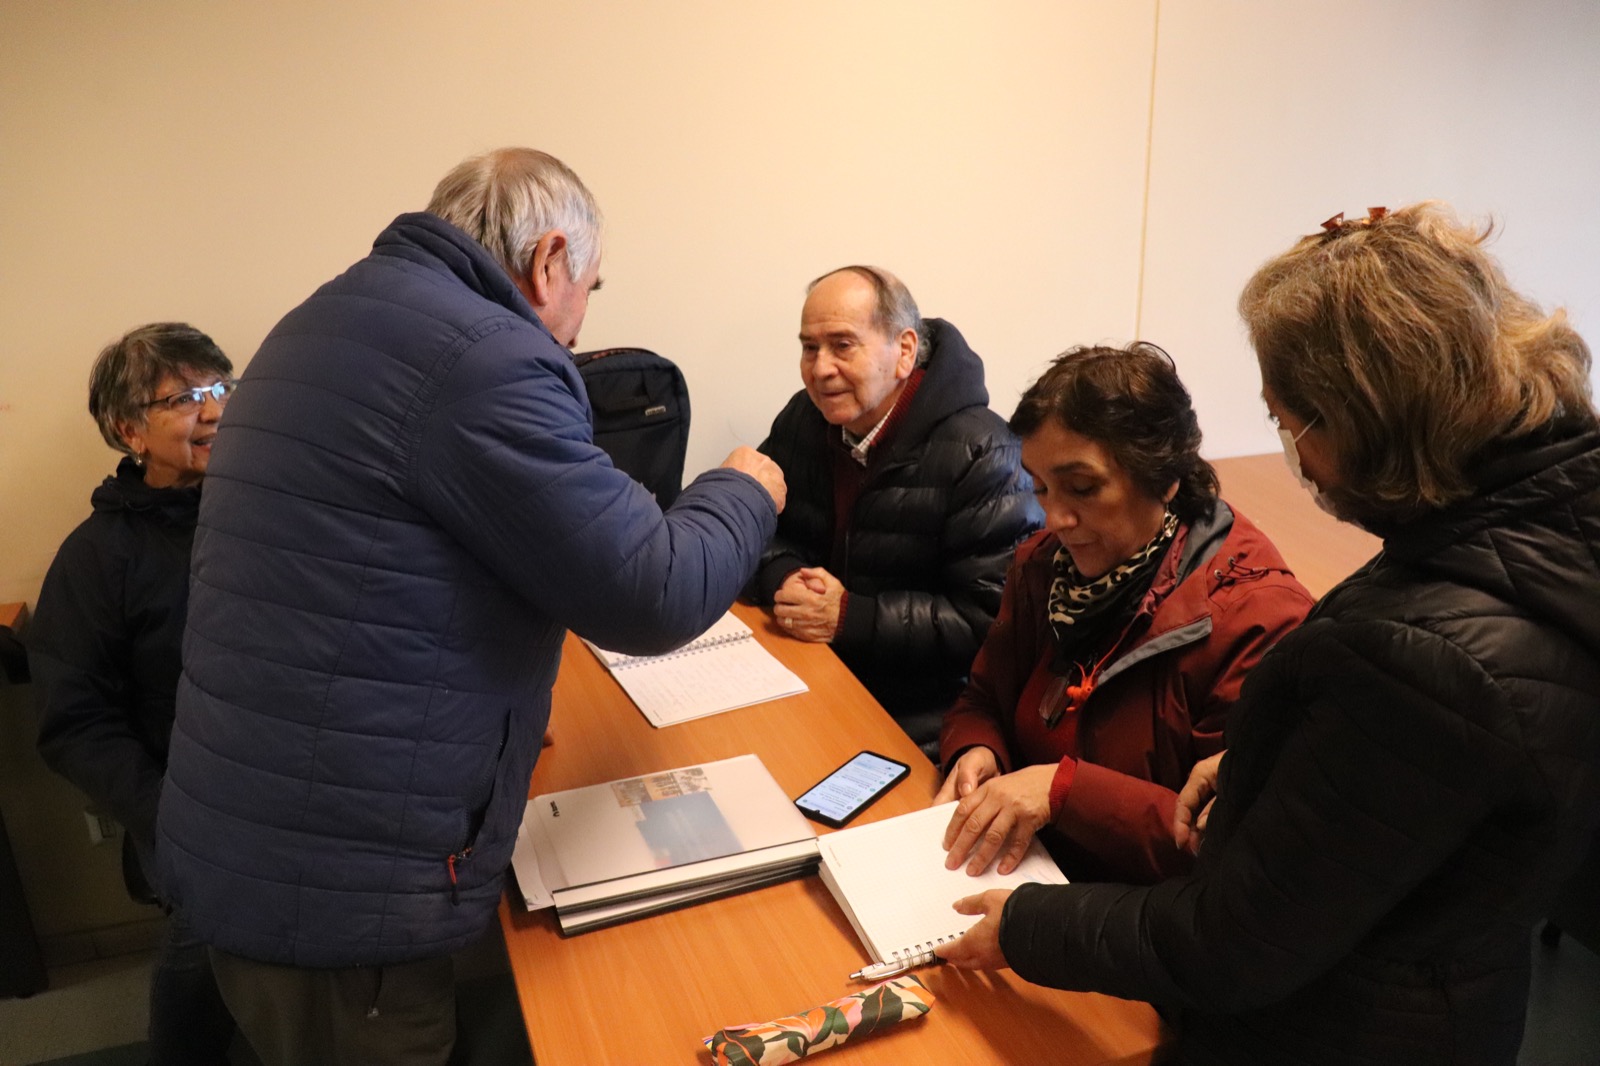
top-left (807, 265), bottom-right (928, 365)
top-left (427, 148), bottom-right (602, 284)
top-left (88, 323), bottom-right (232, 456)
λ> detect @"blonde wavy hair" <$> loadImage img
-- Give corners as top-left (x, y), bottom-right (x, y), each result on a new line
top-left (1240, 201), bottom-right (1594, 526)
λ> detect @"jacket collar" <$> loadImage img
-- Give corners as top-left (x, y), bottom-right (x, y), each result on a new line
top-left (872, 318), bottom-right (993, 462)
top-left (1097, 502), bottom-right (1298, 684)
top-left (370, 212), bottom-right (556, 341)
top-left (91, 456), bottom-right (202, 526)
top-left (1380, 424), bottom-right (1600, 657)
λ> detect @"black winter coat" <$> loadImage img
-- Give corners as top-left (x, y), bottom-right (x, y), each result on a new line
top-left (754, 319), bottom-right (1040, 742)
top-left (30, 458), bottom-right (199, 898)
top-left (1000, 427), bottom-right (1600, 1065)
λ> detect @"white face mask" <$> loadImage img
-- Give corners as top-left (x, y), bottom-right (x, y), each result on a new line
top-left (1278, 423), bottom-right (1339, 518)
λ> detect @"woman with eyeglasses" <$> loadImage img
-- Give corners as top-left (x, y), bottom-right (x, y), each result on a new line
top-left (29, 323), bottom-right (237, 1064)
top-left (941, 203), bottom-right (1600, 1066)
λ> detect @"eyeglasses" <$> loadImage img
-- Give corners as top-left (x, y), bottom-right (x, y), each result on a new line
top-left (144, 380), bottom-right (238, 413)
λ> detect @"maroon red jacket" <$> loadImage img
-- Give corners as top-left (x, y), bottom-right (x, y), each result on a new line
top-left (940, 501), bottom-right (1312, 883)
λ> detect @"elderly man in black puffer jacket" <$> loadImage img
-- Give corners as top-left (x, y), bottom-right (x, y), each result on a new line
top-left (753, 266), bottom-right (1040, 753)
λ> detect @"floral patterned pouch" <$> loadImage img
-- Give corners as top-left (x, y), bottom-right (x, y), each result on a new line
top-left (702, 975), bottom-right (934, 1064)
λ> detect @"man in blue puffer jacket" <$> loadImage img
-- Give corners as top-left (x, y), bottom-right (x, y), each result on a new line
top-left (155, 148), bottom-right (786, 1065)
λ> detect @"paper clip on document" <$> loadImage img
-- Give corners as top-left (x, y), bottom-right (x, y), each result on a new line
top-left (850, 947), bottom-right (940, 982)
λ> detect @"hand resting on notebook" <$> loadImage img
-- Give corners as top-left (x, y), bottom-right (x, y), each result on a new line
top-left (940, 889), bottom-right (1012, 970)
top-left (940, 762), bottom-right (1056, 876)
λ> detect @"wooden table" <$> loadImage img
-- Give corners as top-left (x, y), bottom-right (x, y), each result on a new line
top-left (499, 604), bottom-right (1165, 1065)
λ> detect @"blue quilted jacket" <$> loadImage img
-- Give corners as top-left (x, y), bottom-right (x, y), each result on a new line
top-left (156, 213), bottom-right (777, 967)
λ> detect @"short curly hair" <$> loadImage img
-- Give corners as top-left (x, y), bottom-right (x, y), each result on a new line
top-left (1009, 341), bottom-right (1219, 523)
top-left (88, 323), bottom-right (232, 456)
top-left (1240, 201), bottom-right (1595, 526)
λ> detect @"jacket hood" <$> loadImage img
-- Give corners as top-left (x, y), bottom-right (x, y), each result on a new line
top-left (91, 456), bottom-right (201, 526)
top-left (1384, 426), bottom-right (1600, 657)
top-left (882, 317), bottom-right (993, 454)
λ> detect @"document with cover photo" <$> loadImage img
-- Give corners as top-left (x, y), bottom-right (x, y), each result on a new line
top-left (510, 754), bottom-right (819, 933)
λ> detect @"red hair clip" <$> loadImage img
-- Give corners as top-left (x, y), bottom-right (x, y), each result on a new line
top-left (1320, 212), bottom-right (1345, 232)
top-left (1367, 206), bottom-right (1388, 221)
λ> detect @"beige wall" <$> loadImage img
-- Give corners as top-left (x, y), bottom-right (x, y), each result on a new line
top-left (1142, 0), bottom-right (1600, 456)
top-left (4, 0), bottom-right (1598, 607)
top-left (1, 0), bottom-right (1598, 936)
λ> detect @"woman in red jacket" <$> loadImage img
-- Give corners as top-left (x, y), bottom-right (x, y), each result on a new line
top-left (937, 342), bottom-right (1313, 884)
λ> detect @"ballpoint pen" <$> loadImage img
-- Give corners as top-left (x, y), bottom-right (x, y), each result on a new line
top-left (850, 949), bottom-right (940, 982)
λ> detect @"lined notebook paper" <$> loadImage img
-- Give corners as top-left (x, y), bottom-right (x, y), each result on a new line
top-left (584, 612), bottom-right (808, 727)
top-left (817, 802), bottom-right (1068, 967)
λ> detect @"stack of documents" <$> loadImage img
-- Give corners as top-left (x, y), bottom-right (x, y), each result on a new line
top-left (511, 754), bottom-right (819, 935)
top-left (584, 612), bottom-right (808, 727)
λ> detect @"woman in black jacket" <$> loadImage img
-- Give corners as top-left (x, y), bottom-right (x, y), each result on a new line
top-left (30, 323), bottom-right (237, 1065)
top-left (942, 203), bottom-right (1600, 1066)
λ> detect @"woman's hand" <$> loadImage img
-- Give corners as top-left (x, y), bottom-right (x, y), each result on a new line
top-left (940, 889), bottom-right (1013, 970)
top-left (941, 763), bottom-right (1056, 875)
top-left (933, 746), bottom-right (1000, 805)
top-left (1173, 751), bottom-right (1224, 856)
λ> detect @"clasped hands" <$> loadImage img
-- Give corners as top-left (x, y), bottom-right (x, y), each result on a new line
top-left (773, 567), bottom-right (844, 642)
top-left (938, 748), bottom-right (1227, 971)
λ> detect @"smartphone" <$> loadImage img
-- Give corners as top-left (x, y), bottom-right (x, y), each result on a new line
top-left (794, 751), bottom-right (910, 829)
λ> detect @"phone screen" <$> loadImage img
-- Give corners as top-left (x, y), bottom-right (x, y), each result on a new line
top-left (795, 751), bottom-right (910, 828)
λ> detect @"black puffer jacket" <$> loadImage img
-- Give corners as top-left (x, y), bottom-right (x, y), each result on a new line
top-left (30, 458), bottom-right (199, 898)
top-left (754, 319), bottom-right (1040, 740)
top-left (1000, 426), bottom-right (1600, 1065)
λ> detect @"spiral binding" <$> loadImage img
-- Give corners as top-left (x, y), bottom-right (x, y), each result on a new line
top-left (888, 935), bottom-right (958, 970)
top-left (849, 935), bottom-right (958, 980)
top-left (608, 629), bottom-right (749, 670)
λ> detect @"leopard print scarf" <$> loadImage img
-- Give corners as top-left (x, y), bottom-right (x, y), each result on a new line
top-left (1047, 510), bottom-right (1180, 669)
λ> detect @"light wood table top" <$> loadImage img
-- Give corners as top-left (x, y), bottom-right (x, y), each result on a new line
top-left (499, 603), bottom-right (1165, 1065)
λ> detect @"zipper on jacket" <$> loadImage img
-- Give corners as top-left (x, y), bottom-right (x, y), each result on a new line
top-left (447, 847), bottom-right (472, 906)
top-left (450, 729), bottom-right (508, 906)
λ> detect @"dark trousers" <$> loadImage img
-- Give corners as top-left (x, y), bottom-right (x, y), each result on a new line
top-left (149, 909), bottom-right (235, 1065)
top-left (209, 948), bottom-right (456, 1066)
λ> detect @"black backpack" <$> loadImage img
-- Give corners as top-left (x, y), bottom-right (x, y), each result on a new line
top-left (573, 347), bottom-right (691, 507)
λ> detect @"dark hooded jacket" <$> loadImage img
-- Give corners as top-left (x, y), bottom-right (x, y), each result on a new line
top-left (753, 319), bottom-right (1040, 742)
top-left (999, 426), bottom-right (1600, 1065)
top-left (30, 458), bottom-right (198, 899)
top-left (156, 213), bottom-right (777, 968)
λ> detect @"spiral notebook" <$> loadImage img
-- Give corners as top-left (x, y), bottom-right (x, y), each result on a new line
top-left (584, 612), bottom-right (808, 727)
top-left (817, 802), bottom-right (1069, 969)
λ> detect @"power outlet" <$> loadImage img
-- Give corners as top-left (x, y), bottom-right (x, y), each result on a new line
top-left (83, 809), bottom-right (119, 846)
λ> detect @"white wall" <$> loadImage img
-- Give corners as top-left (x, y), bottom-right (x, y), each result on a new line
top-left (2, 0), bottom-right (1597, 608)
top-left (1142, 0), bottom-right (1600, 456)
